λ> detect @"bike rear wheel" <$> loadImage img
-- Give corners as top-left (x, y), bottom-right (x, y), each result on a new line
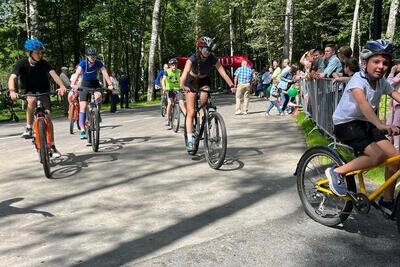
top-left (172, 103), bottom-right (180, 133)
top-left (296, 146), bottom-right (355, 226)
top-left (38, 119), bottom-right (51, 178)
top-left (69, 103), bottom-right (76, 134)
top-left (204, 111), bottom-right (227, 169)
top-left (90, 108), bottom-right (100, 152)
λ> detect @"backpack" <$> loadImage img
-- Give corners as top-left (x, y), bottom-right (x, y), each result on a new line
top-left (270, 85), bottom-right (281, 98)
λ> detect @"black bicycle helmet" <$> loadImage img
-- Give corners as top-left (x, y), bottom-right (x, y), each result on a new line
top-left (360, 40), bottom-right (395, 60)
top-left (168, 58), bottom-right (178, 65)
top-left (85, 47), bottom-right (97, 57)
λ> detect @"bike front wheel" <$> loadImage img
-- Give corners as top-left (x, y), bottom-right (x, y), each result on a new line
top-left (296, 146), bottom-right (355, 226)
top-left (161, 95), bottom-right (167, 117)
top-left (90, 108), bottom-right (100, 152)
top-left (204, 111), bottom-right (227, 169)
top-left (172, 103), bottom-right (180, 133)
top-left (38, 118), bottom-right (51, 178)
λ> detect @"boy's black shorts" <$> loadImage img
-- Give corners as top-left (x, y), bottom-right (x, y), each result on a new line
top-left (334, 120), bottom-right (388, 154)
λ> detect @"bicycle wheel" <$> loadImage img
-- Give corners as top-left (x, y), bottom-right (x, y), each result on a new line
top-left (90, 107), bottom-right (100, 152)
top-left (161, 94), bottom-right (167, 117)
top-left (204, 111), bottom-right (227, 169)
top-left (69, 103), bottom-right (75, 134)
top-left (296, 146), bottom-right (355, 226)
top-left (184, 113), bottom-right (200, 155)
top-left (38, 118), bottom-right (51, 178)
top-left (172, 103), bottom-right (180, 133)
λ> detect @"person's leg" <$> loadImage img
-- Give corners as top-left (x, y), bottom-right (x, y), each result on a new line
top-left (124, 91), bottom-right (129, 108)
top-left (243, 84), bottom-right (250, 113)
top-left (185, 91), bottom-right (196, 149)
top-left (265, 100), bottom-right (273, 114)
top-left (166, 94), bottom-right (173, 126)
top-left (120, 91), bottom-right (124, 109)
top-left (274, 100), bottom-right (283, 114)
top-left (281, 93), bottom-right (290, 111)
top-left (235, 84), bottom-right (244, 113)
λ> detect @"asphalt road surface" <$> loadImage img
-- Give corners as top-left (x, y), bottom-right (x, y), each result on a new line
top-left (0, 95), bottom-right (399, 266)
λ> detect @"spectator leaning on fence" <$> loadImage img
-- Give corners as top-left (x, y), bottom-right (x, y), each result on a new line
top-left (316, 44), bottom-right (342, 78)
top-left (386, 59), bottom-right (400, 150)
top-left (325, 40), bottom-right (400, 214)
top-left (233, 60), bottom-right (254, 115)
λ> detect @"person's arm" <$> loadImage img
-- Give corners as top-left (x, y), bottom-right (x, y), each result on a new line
top-left (215, 61), bottom-right (234, 91)
top-left (49, 70), bottom-right (67, 96)
top-left (100, 67), bottom-right (113, 89)
top-left (8, 74), bottom-right (19, 100)
top-left (70, 66), bottom-right (83, 88)
top-left (180, 60), bottom-right (192, 92)
top-left (161, 75), bottom-right (167, 91)
top-left (352, 88), bottom-right (396, 134)
top-left (323, 57), bottom-right (342, 78)
top-left (279, 70), bottom-right (292, 83)
top-left (299, 52), bottom-right (307, 67)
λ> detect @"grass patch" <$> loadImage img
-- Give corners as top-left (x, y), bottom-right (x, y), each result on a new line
top-left (295, 111), bottom-right (384, 184)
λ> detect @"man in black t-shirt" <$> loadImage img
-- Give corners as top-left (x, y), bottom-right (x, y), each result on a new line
top-left (8, 38), bottom-right (66, 157)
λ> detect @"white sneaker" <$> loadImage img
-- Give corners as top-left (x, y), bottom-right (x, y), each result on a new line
top-left (242, 111), bottom-right (248, 115)
top-left (21, 128), bottom-right (33, 139)
top-left (50, 147), bottom-right (61, 158)
top-left (265, 113), bottom-right (270, 117)
top-left (234, 110), bottom-right (242, 115)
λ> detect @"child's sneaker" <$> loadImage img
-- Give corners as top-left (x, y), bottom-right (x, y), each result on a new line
top-left (80, 131), bottom-right (87, 140)
top-left (325, 167), bottom-right (347, 196)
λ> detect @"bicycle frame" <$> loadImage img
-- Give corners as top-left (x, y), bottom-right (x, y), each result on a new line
top-left (316, 153), bottom-right (400, 202)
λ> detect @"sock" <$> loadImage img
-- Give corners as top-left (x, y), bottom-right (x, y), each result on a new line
top-left (187, 133), bottom-right (193, 142)
top-left (26, 124), bottom-right (32, 129)
top-left (79, 112), bottom-right (86, 129)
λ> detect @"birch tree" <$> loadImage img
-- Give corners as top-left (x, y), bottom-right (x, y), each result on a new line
top-left (350, 0), bottom-right (360, 52)
top-left (283, 0), bottom-right (293, 61)
top-left (26, 0), bottom-right (39, 38)
top-left (386, 0), bottom-right (399, 42)
top-left (147, 0), bottom-right (161, 101)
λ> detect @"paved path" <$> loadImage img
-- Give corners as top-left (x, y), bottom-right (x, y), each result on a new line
top-left (0, 95), bottom-right (399, 266)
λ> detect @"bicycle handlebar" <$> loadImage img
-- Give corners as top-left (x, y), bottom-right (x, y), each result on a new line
top-left (18, 92), bottom-right (54, 100)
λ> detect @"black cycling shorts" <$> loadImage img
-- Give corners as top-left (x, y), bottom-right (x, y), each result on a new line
top-left (79, 80), bottom-right (101, 102)
top-left (334, 120), bottom-right (388, 154)
top-left (24, 91), bottom-right (51, 110)
top-left (185, 75), bottom-right (211, 93)
top-left (167, 90), bottom-right (184, 101)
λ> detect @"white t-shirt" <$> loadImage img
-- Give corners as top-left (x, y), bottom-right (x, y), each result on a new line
top-left (332, 71), bottom-right (393, 125)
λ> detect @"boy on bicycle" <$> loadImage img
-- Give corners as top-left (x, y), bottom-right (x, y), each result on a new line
top-left (70, 47), bottom-right (113, 140)
top-left (8, 38), bottom-right (66, 158)
top-left (162, 58), bottom-right (186, 130)
top-left (180, 36), bottom-right (234, 151)
top-left (326, 40), bottom-right (400, 214)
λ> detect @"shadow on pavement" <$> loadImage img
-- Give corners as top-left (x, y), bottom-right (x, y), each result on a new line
top-left (50, 152), bottom-right (120, 179)
top-left (0, 198), bottom-right (54, 218)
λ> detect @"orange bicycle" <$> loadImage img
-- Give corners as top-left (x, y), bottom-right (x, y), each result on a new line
top-left (20, 92), bottom-right (54, 178)
top-left (67, 89), bottom-right (80, 134)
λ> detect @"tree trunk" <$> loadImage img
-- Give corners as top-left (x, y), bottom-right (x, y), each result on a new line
top-left (229, 7), bottom-right (235, 79)
top-left (283, 0), bottom-right (293, 61)
top-left (350, 0), bottom-right (360, 52)
top-left (386, 0), bottom-right (399, 42)
top-left (26, 0), bottom-right (39, 38)
top-left (147, 0), bottom-right (161, 101)
top-left (54, 0), bottom-right (64, 67)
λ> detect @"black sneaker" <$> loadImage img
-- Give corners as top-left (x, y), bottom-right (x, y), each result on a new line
top-left (377, 197), bottom-right (394, 215)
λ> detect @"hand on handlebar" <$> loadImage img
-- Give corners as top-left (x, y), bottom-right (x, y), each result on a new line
top-left (9, 91), bottom-right (19, 101)
top-left (56, 86), bottom-right (67, 96)
top-left (108, 84), bottom-right (114, 90)
top-left (379, 124), bottom-right (400, 136)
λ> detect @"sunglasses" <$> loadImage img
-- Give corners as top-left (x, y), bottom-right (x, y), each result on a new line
top-left (200, 47), bottom-right (211, 52)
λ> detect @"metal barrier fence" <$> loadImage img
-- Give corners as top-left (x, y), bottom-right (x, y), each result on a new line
top-left (299, 78), bottom-right (345, 140)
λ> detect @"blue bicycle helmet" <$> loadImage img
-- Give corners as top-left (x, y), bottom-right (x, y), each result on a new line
top-left (360, 40), bottom-right (395, 60)
top-left (24, 38), bottom-right (44, 52)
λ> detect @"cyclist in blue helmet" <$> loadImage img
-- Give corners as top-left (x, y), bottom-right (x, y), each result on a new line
top-left (325, 39), bottom-right (400, 214)
top-left (70, 46), bottom-right (114, 140)
top-left (7, 38), bottom-right (67, 157)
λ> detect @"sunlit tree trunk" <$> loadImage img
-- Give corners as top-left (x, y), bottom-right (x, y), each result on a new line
top-left (386, 0), bottom-right (399, 42)
top-left (147, 0), bottom-right (161, 101)
top-left (283, 0), bottom-right (293, 61)
top-left (26, 0), bottom-right (39, 38)
top-left (229, 7), bottom-right (235, 79)
top-left (350, 0), bottom-right (360, 52)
